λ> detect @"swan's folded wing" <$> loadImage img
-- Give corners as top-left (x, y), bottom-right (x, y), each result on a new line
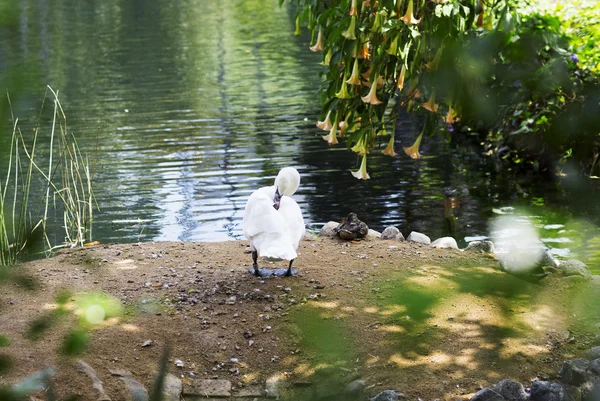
top-left (279, 197), bottom-right (305, 247)
top-left (243, 192), bottom-right (285, 239)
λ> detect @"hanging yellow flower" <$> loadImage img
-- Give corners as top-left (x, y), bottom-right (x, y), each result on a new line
top-left (350, 0), bottom-right (358, 16)
top-left (425, 46), bottom-right (443, 71)
top-left (338, 115), bottom-right (350, 137)
top-left (321, 49), bottom-right (332, 66)
top-left (422, 91), bottom-right (439, 112)
top-left (347, 58), bottom-right (361, 85)
top-left (351, 155), bottom-right (370, 180)
top-left (351, 136), bottom-right (368, 155)
top-left (382, 136), bottom-right (397, 156)
top-left (295, 15), bottom-right (302, 35)
top-left (310, 27), bottom-right (325, 52)
top-left (358, 41), bottom-right (370, 59)
top-left (446, 105), bottom-right (458, 123)
top-left (400, 0), bottom-right (420, 25)
top-left (403, 133), bottom-right (423, 159)
top-left (322, 116), bottom-right (339, 145)
top-left (397, 64), bottom-right (407, 90)
top-left (342, 16), bottom-right (357, 40)
top-left (387, 35), bottom-right (399, 56)
top-left (316, 111), bottom-right (333, 131)
top-left (336, 76), bottom-right (353, 99)
top-left (361, 76), bottom-right (383, 104)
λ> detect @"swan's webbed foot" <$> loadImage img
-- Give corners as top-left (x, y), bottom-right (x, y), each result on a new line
top-left (273, 260), bottom-right (297, 277)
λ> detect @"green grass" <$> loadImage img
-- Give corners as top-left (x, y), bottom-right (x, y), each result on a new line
top-left (0, 86), bottom-right (96, 266)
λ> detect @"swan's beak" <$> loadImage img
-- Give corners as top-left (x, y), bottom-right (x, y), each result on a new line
top-left (273, 188), bottom-right (281, 210)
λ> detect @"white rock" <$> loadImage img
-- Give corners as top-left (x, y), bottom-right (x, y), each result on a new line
top-left (367, 229), bottom-right (382, 239)
top-left (319, 221), bottom-right (339, 237)
top-left (381, 226), bottom-right (400, 240)
top-left (431, 237), bottom-right (459, 250)
top-left (407, 231), bottom-right (431, 245)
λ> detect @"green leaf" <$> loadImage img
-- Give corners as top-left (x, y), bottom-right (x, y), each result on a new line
top-left (61, 330), bottom-right (88, 356)
top-left (0, 335), bottom-right (9, 347)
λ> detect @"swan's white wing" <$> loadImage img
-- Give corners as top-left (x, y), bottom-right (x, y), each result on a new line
top-left (279, 196), bottom-right (305, 250)
top-left (243, 187), bottom-right (284, 239)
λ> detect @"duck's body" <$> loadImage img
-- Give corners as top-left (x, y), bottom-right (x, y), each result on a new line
top-left (335, 213), bottom-right (368, 240)
top-left (243, 167), bottom-right (305, 277)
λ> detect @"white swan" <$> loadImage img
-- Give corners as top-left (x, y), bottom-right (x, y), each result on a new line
top-left (243, 167), bottom-right (305, 277)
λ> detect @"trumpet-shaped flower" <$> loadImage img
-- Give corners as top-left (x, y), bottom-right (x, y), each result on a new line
top-left (422, 91), bottom-right (438, 112)
top-left (342, 16), bottom-right (357, 40)
top-left (397, 64), bottom-right (407, 90)
top-left (387, 35), bottom-right (399, 56)
top-left (425, 46), bottom-right (443, 71)
top-left (403, 133), bottom-right (423, 159)
top-left (321, 49), bottom-right (333, 66)
top-left (351, 136), bottom-right (368, 155)
top-left (310, 27), bottom-right (325, 52)
top-left (322, 118), bottom-right (339, 145)
top-left (351, 155), bottom-right (370, 180)
top-left (359, 41), bottom-right (370, 59)
top-left (361, 77), bottom-right (383, 105)
top-left (350, 0), bottom-right (358, 16)
top-left (316, 111), bottom-right (333, 131)
top-left (295, 15), bottom-right (302, 35)
top-left (336, 76), bottom-right (353, 99)
top-left (338, 115), bottom-right (350, 137)
top-left (400, 0), bottom-right (420, 25)
top-left (382, 136), bottom-right (398, 156)
top-left (371, 12), bottom-right (382, 33)
top-left (347, 58), bottom-right (361, 85)
top-left (445, 105), bottom-right (458, 123)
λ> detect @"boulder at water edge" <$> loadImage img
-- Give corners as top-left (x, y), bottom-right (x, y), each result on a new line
top-left (319, 221), bottom-right (339, 237)
top-left (530, 381), bottom-right (576, 401)
top-left (407, 231), bottom-right (431, 245)
top-left (559, 260), bottom-right (592, 281)
top-left (492, 379), bottom-right (528, 401)
top-left (431, 237), bottom-right (459, 250)
top-left (472, 388), bottom-right (505, 401)
top-left (381, 226), bottom-right (404, 241)
top-left (465, 240), bottom-right (495, 253)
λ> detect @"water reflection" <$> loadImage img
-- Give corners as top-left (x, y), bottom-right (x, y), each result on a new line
top-left (0, 0), bottom-right (598, 270)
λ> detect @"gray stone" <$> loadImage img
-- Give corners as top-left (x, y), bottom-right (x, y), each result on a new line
top-left (345, 379), bottom-right (366, 394)
top-left (493, 379), bottom-right (527, 401)
top-left (236, 386), bottom-right (265, 397)
top-left (319, 221), bottom-right (339, 237)
top-left (559, 260), bottom-right (592, 280)
top-left (162, 374), bottom-right (182, 401)
top-left (367, 229), bottom-right (382, 239)
top-left (381, 227), bottom-right (401, 240)
top-left (183, 379), bottom-right (232, 397)
top-left (530, 381), bottom-right (575, 401)
top-left (560, 359), bottom-right (591, 386)
top-left (407, 231), bottom-right (431, 245)
top-left (587, 347), bottom-right (600, 361)
top-left (590, 359), bottom-right (600, 375)
top-left (370, 389), bottom-right (402, 401)
top-left (431, 237), bottom-right (459, 250)
top-left (120, 377), bottom-right (149, 401)
top-left (465, 241), bottom-right (495, 253)
top-left (562, 276), bottom-right (590, 284)
top-left (303, 231), bottom-right (317, 241)
top-left (538, 251), bottom-right (559, 269)
top-left (265, 375), bottom-right (287, 398)
top-left (75, 360), bottom-right (112, 401)
top-left (472, 388), bottom-right (505, 401)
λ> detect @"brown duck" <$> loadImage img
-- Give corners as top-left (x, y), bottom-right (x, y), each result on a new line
top-left (335, 213), bottom-right (369, 240)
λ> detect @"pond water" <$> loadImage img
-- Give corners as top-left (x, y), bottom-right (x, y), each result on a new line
top-left (1, 0), bottom-right (599, 270)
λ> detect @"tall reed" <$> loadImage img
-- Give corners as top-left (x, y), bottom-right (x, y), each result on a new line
top-left (0, 87), bottom-right (95, 266)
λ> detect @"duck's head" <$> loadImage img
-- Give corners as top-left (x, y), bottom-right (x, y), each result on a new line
top-left (275, 167), bottom-right (300, 197)
top-left (346, 212), bottom-right (359, 222)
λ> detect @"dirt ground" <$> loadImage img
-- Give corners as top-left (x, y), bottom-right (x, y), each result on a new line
top-left (1, 237), bottom-right (599, 401)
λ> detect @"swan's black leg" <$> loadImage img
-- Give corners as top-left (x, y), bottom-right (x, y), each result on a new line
top-left (284, 259), bottom-right (294, 277)
top-left (252, 251), bottom-right (261, 277)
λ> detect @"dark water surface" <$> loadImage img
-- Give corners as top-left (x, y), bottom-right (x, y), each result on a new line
top-left (1, 1), bottom-right (599, 268)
